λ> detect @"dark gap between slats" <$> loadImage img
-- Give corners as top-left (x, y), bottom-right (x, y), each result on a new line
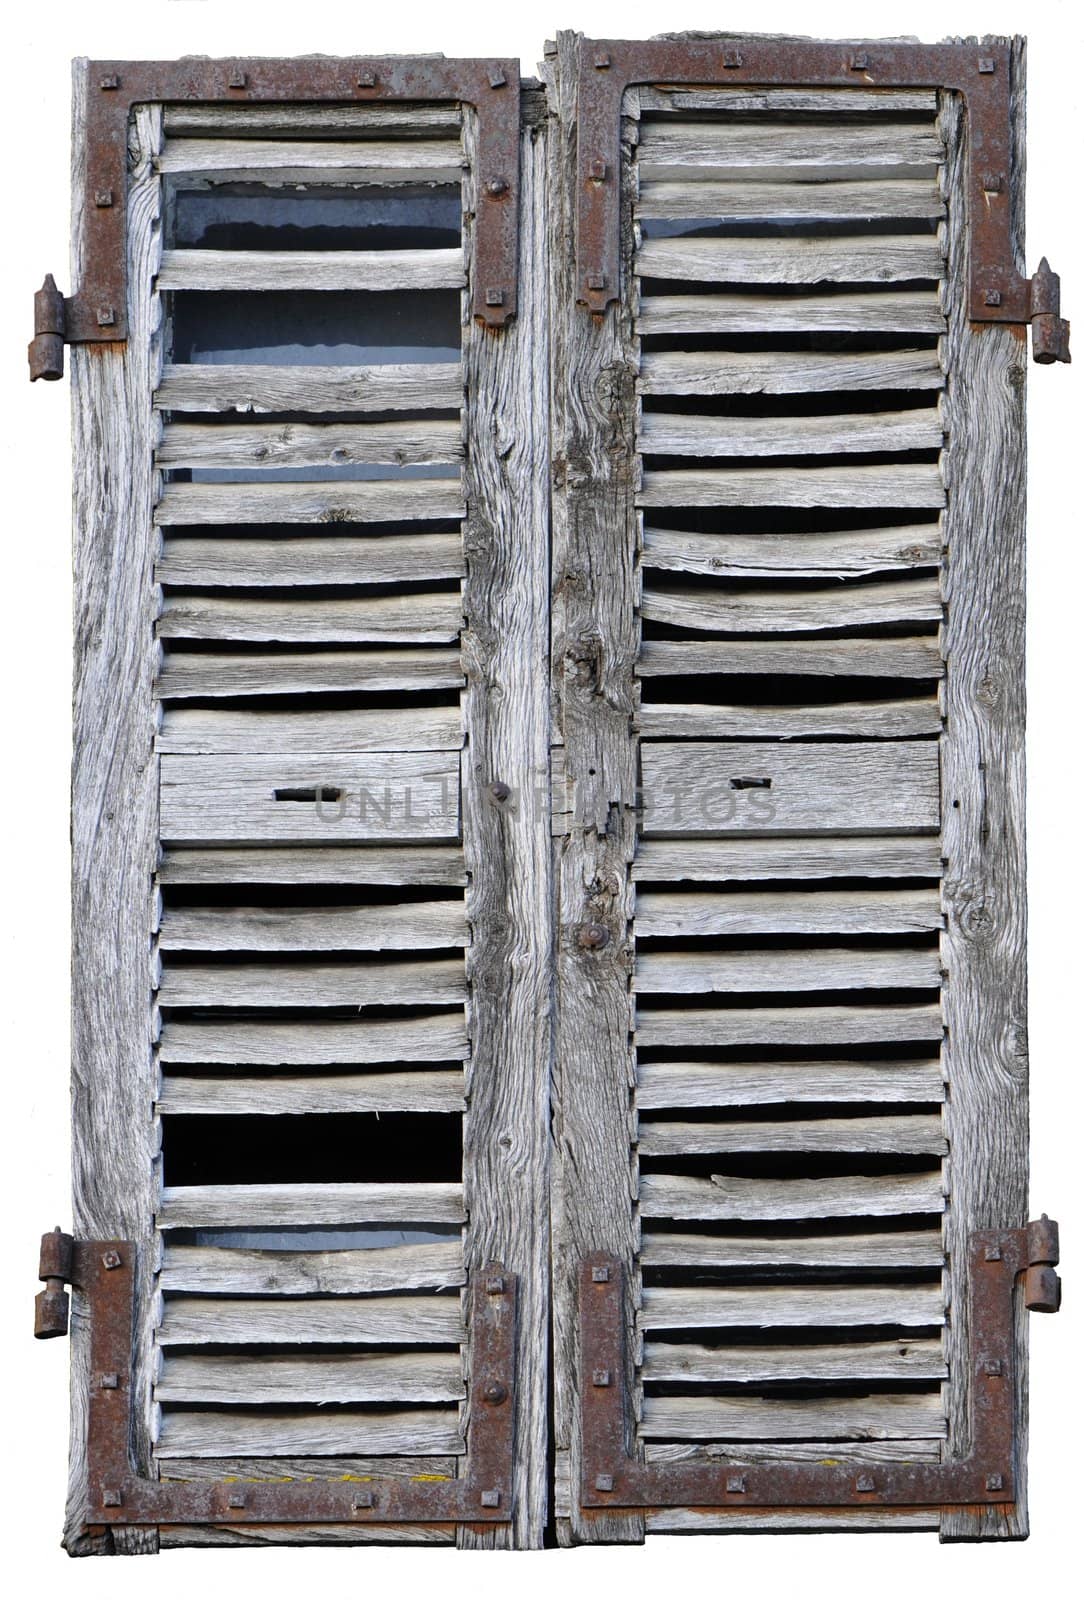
top-left (640, 393), bottom-right (942, 420)
top-left (178, 1224), bottom-right (461, 1250)
top-left (169, 290), bottom-right (461, 367)
top-left (638, 219), bottom-right (941, 242)
top-left (172, 184), bottom-right (462, 251)
top-left (159, 883), bottom-right (463, 908)
top-left (638, 329), bottom-right (941, 353)
top-left (162, 1112), bottom-right (461, 1186)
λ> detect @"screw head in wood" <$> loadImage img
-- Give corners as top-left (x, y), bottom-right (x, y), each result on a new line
top-left (480, 1488), bottom-right (501, 1507)
top-left (578, 923), bottom-right (610, 950)
top-left (486, 177), bottom-right (509, 196)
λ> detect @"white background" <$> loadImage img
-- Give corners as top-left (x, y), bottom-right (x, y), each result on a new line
top-left (0, 1), bottom-right (1078, 1594)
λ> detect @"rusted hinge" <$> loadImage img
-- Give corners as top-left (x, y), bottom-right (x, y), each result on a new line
top-left (36, 1237), bottom-right (519, 1530)
top-left (578, 1219), bottom-right (1060, 1516)
top-left (574, 36), bottom-right (1070, 365)
top-left (30, 54), bottom-right (522, 381)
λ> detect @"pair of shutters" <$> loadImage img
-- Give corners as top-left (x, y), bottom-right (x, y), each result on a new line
top-left (53, 33), bottom-right (1050, 1552)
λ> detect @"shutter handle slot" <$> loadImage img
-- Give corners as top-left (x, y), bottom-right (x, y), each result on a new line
top-left (729, 776), bottom-right (772, 790)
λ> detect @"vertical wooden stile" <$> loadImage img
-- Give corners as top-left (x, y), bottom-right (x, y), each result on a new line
top-left (68, 68), bottom-right (163, 1556)
top-left (547, 33), bottom-right (644, 1546)
top-left (938, 38), bottom-right (1029, 1543)
top-left (459, 95), bottom-right (553, 1552)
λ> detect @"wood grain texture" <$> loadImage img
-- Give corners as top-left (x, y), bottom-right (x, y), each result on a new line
top-left (157, 647), bottom-right (464, 699)
top-left (159, 900), bottom-right (466, 951)
top-left (633, 835), bottom-right (943, 881)
top-left (158, 421), bottom-right (463, 471)
top-left (156, 1350), bottom-right (466, 1404)
top-left (641, 1229), bottom-right (945, 1269)
top-left (639, 1394), bottom-right (945, 1442)
top-left (157, 1013), bottom-right (468, 1064)
top-left (637, 1058), bottom-right (945, 1108)
top-left (638, 291), bottom-right (944, 336)
top-left (638, 347), bottom-right (943, 395)
top-left (158, 1295), bottom-right (464, 1345)
top-left (639, 742), bottom-right (940, 837)
top-left (157, 845), bottom-right (466, 886)
top-left (639, 464), bottom-right (945, 510)
top-left (636, 235), bottom-right (944, 286)
top-left (158, 705), bottom-right (463, 754)
top-left (548, 36), bottom-right (642, 1544)
top-left (640, 575), bottom-right (942, 632)
top-left (637, 1115), bottom-right (946, 1156)
top-left (158, 247), bottom-right (465, 292)
top-left (156, 1408), bottom-right (463, 1459)
top-left (156, 531), bottom-right (465, 587)
top-left (157, 1182), bottom-right (465, 1229)
top-left (163, 103), bottom-right (463, 135)
top-left (158, 1070), bottom-right (465, 1115)
top-left (156, 361), bottom-right (463, 414)
top-left (640, 1284), bottom-right (945, 1329)
top-left (158, 592), bottom-right (463, 644)
top-left (636, 87), bottom-right (938, 114)
top-left (638, 696), bottom-right (941, 741)
top-left (640, 410), bottom-right (943, 459)
top-left (157, 479), bottom-right (465, 526)
top-left (159, 1241), bottom-right (465, 1294)
top-left (635, 119), bottom-right (942, 175)
top-left (158, 137), bottom-right (465, 183)
top-left (639, 525), bottom-right (942, 579)
top-left (635, 945), bottom-right (942, 993)
top-left (637, 179), bottom-right (944, 222)
top-left (635, 1003), bottom-right (943, 1048)
top-left (639, 1172), bottom-right (945, 1222)
top-left (66, 82), bottom-right (162, 1556)
top-left (937, 58), bottom-right (1030, 1543)
top-left (457, 111), bottom-right (553, 1550)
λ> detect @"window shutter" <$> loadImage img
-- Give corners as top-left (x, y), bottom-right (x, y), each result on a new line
top-left (41, 33), bottom-right (1061, 1556)
top-left (548, 32), bottom-right (1049, 1545)
top-left (65, 59), bottom-right (551, 1551)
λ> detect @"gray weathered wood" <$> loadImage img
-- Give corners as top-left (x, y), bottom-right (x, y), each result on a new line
top-left (157, 479), bottom-right (465, 526)
top-left (156, 1409), bottom-right (463, 1459)
top-left (637, 1115), bottom-right (946, 1156)
top-left (636, 1059), bottom-right (945, 1108)
top-left (640, 525), bottom-right (942, 578)
top-left (638, 291), bottom-right (944, 336)
top-left (640, 410), bottom-right (943, 459)
top-left (159, 752), bottom-right (461, 844)
top-left (638, 697), bottom-right (941, 740)
top-left (67, 84), bottom-right (162, 1556)
top-left (157, 532), bottom-right (465, 587)
top-left (159, 900), bottom-right (466, 951)
top-left (635, 890), bottom-right (942, 936)
top-left (157, 845), bottom-right (466, 886)
top-left (157, 421), bottom-right (463, 471)
top-left (640, 576), bottom-right (942, 632)
top-left (158, 705), bottom-right (463, 754)
top-left (158, 1013), bottom-right (468, 1064)
top-left (158, 247), bottom-right (465, 292)
top-left (639, 1394), bottom-right (945, 1442)
top-left (156, 362), bottom-right (463, 414)
top-left (637, 87), bottom-right (938, 114)
top-left (156, 1351), bottom-right (465, 1405)
top-left (157, 647), bottom-right (464, 699)
top-left (638, 347), bottom-right (943, 395)
top-left (158, 137), bottom-right (465, 183)
top-left (158, 956), bottom-right (465, 1007)
top-left (640, 1283), bottom-right (945, 1329)
top-left (158, 1071), bottom-right (465, 1115)
top-left (158, 592), bottom-right (463, 644)
top-left (637, 178), bottom-right (944, 221)
top-left (937, 59), bottom-right (1029, 1543)
top-left (639, 1172), bottom-right (945, 1222)
top-left (158, 1182), bottom-right (465, 1229)
top-left (639, 464), bottom-right (945, 510)
top-left (635, 945), bottom-right (941, 993)
top-left (638, 637), bottom-right (943, 680)
top-left (636, 235), bottom-right (944, 286)
top-left (158, 1294), bottom-right (463, 1346)
top-left (636, 119), bottom-right (941, 176)
top-left (635, 1003), bottom-right (943, 1048)
top-left (159, 1241), bottom-right (465, 1294)
top-left (640, 1229), bottom-right (945, 1268)
top-left (633, 835), bottom-right (943, 881)
top-left (163, 103), bottom-right (463, 136)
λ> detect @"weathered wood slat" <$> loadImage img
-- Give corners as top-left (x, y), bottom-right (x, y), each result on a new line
top-left (159, 901), bottom-right (466, 953)
top-left (638, 291), bottom-right (944, 336)
top-left (158, 421), bottom-right (463, 471)
top-left (637, 178), bottom-right (944, 222)
top-left (157, 533), bottom-right (465, 587)
top-left (637, 1114), bottom-right (947, 1156)
top-left (639, 741), bottom-right (940, 837)
top-left (636, 120), bottom-right (942, 175)
top-left (638, 697), bottom-right (941, 740)
top-left (632, 835), bottom-right (943, 881)
top-left (639, 1172), bottom-right (945, 1222)
top-left (640, 525), bottom-right (941, 579)
top-left (644, 1508), bottom-right (937, 1533)
top-left (158, 845), bottom-right (466, 887)
top-left (635, 1003), bottom-right (943, 1048)
top-left (635, 890), bottom-right (943, 936)
top-left (635, 946), bottom-right (941, 994)
top-left (640, 1228), bottom-right (945, 1268)
top-left (158, 1182), bottom-right (465, 1229)
top-left (156, 1350), bottom-right (466, 1404)
top-left (160, 752), bottom-right (461, 845)
top-left (158, 1070), bottom-right (465, 1115)
top-left (158, 248), bottom-right (465, 293)
top-left (644, 1438), bottom-right (941, 1465)
top-left (159, 1241), bottom-right (465, 1294)
top-left (158, 593), bottom-right (463, 644)
top-left (642, 1285), bottom-right (945, 1330)
top-left (637, 88), bottom-right (938, 114)
top-left (157, 648), bottom-right (464, 699)
top-left (637, 637), bottom-right (943, 680)
top-left (636, 236), bottom-right (943, 286)
top-left (159, 957), bottom-right (465, 1008)
top-left (642, 1339), bottom-right (947, 1383)
top-left (163, 103), bottom-right (463, 135)
top-left (640, 410), bottom-right (942, 459)
top-left (638, 348), bottom-right (943, 396)
top-left (158, 1013), bottom-right (469, 1065)
top-left (158, 1292), bottom-right (464, 1345)
top-left (156, 1408), bottom-right (464, 1459)
top-left (636, 1058), bottom-right (945, 1108)
top-left (159, 705), bottom-right (462, 755)
top-left (158, 138), bottom-right (465, 183)
top-left (638, 1393), bottom-right (945, 1441)
top-left (640, 577), bottom-right (942, 633)
top-left (639, 465), bottom-right (945, 510)
top-left (157, 480), bottom-right (465, 526)
top-left (156, 362), bottom-right (463, 415)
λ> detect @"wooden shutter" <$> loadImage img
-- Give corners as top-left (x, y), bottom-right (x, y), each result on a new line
top-left (548, 31), bottom-right (1050, 1545)
top-left (66, 59), bottom-right (550, 1551)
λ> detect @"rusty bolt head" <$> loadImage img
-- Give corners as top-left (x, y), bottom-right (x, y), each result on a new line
top-left (578, 923), bottom-right (610, 950)
top-left (978, 57), bottom-right (997, 73)
top-left (595, 1475), bottom-right (614, 1492)
top-left (94, 189), bottom-right (114, 208)
top-left (485, 288), bottom-right (506, 308)
top-left (587, 272), bottom-right (607, 291)
top-left (99, 1372), bottom-right (119, 1389)
top-left (480, 1488), bottom-right (502, 1507)
top-left (985, 1360), bottom-right (1004, 1377)
top-left (590, 159), bottom-right (608, 181)
top-left (482, 1381), bottom-right (508, 1406)
top-left (984, 288), bottom-right (1002, 306)
top-left (591, 1265), bottom-right (610, 1284)
top-left (486, 177), bottom-right (509, 196)
top-left (352, 1491), bottom-right (375, 1510)
top-left (722, 51), bottom-right (743, 69)
top-left (489, 779), bottom-right (511, 801)
top-left (985, 1243), bottom-right (1003, 1260)
top-left (486, 1274), bottom-right (506, 1295)
top-left (99, 75), bottom-right (119, 91)
top-left (982, 172), bottom-right (1005, 194)
top-left (227, 1492), bottom-right (246, 1509)
top-left (489, 68), bottom-right (507, 88)
top-left (356, 71), bottom-right (376, 88)
top-left (986, 1473), bottom-right (1004, 1492)
top-left (855, 1475), bottom-right (877, 1493)
top-left (726, 1474), bottom-right (746, 1494)
top-left (102, 1489), bottom-right (122, 1507)
top-left (102, 1249), bottom-right (122, 1269)
top-left (228, 71), bottom-right (247, 89)
top-left (850, 52), bottom-right (870, 70)
top-left (592, 1368), bottom-right (611, 1387)
top-left (96, 307), bottom-right (117, 328)
top-left (594, 53), bottom-right (611, 69)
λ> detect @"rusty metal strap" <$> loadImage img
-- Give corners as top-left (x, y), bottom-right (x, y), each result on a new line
top-left (575, 37), bottom-right (1069, 360)
top-left (65, 56), bottom-right (520, 343)
top-left (578, 1220), bottom-right (1059, 1514)
top-left (59, 1242), bottom-right (517, 1531)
